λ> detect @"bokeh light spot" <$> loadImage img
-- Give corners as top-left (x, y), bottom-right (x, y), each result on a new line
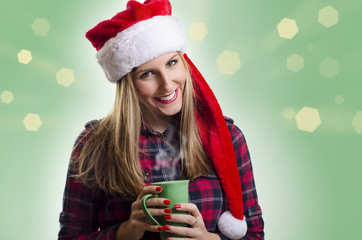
top-left (287, 54), bottom-right (304, 72)
top-left (352, 111), bottom-right (362, 134)
top-left (23, 113), bottom-right (42, 131)
top-left (31, 18), bottom-right (51, 36)
top-left (56, 67), bottom-right (75, 87)
top-left (318, 5), bottom-right (339, 28)
top-left (277, 18), bottom-right (299, 39)
top-left (320, 57), bottom-right (340, 79)
top-left (216, 50), bottom-right (242, 75)
top-left (17, 49), bottom-right (32, 64)
top-left (295, 107), bottom-right (321, 133)
top-left (282, 107), bottom-right (296, 120)
top-left (334, 95), bottom-right (344, 105)
top-left (1, 90), bottom-right (14, 104)
top-left (188, 22), bottom-right (208, 41)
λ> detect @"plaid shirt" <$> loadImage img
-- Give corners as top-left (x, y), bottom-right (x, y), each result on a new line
top-left (58, 117), bottom-right (264, 240)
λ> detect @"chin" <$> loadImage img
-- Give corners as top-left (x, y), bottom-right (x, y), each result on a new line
top-left (161, 109), bottom-right (181, 117)
top-left (159, 105), bottom-right (182, 117)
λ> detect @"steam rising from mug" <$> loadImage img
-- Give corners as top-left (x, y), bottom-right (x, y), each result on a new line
top-left (153, 126), bottom-right (183, 181)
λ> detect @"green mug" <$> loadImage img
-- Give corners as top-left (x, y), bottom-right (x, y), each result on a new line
top-left (141, 180), bottom-right (190, 239)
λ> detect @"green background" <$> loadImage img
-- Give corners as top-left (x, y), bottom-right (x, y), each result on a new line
top-left (1, 0), bottom-right (361, 239)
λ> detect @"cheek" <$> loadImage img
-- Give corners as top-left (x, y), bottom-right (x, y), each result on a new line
top-left (175, 68), bottom-right (187, 85)
top-left (134, 81), bottom-right (154, 99)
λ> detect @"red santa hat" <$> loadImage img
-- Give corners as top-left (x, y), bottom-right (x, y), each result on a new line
top-left (86, 0), bottom-right (247, 239)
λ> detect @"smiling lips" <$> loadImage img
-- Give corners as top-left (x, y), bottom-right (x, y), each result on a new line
top-left (154, 88), bottom-right (179, 104)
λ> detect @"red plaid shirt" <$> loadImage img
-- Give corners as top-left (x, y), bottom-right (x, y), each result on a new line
top-left (58, 117), bottom-right (264, 240)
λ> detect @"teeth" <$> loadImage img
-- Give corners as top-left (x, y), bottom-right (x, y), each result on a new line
top-left (159, 90), bottom-right (176, 101)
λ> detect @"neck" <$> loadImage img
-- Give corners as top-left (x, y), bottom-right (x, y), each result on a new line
top-left (143, 112), bottom-right (171, 133)
top-left (143, 111), bottom-right (181, 133)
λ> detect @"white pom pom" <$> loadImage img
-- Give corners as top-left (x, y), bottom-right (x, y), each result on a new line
top-left (218, 211), bottom-right (247, 239)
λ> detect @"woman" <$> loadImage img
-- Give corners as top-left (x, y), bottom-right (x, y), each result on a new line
top-left (58, 0), bottom-right (264, 239)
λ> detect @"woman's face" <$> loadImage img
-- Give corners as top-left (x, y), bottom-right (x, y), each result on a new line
top-left (133, 52), bottom-right (186, 118)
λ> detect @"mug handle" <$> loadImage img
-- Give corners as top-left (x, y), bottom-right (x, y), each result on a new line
top-left (141, 194), bottom-right (162, 226)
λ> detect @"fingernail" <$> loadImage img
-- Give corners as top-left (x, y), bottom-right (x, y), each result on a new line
top-left (164, 199), bottom-right (171, 205)
top-left (158, 226), bottom-right (164, 232)
top-left (174, 204), bottom-right (181, 209)
top-left (163, 225), bottom-right (171, 231)
top-left (164, 215), bottom-right (171, 220)
top-left (156, 187), bottom-right (162, 192)
top-left (164, 208), bottom-right (172, 214)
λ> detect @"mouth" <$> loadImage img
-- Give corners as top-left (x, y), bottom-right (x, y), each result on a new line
top-left (154, 88), bottom-right (179, 104)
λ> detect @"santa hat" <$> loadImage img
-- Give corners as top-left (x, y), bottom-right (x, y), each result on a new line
top-left (86, 0), bottom-right (247, 239)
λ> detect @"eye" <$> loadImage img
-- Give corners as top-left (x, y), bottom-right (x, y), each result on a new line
top-left (167, 59), bottom-right (178, 67)
top-left (140, 71), bottom-right (152, 79)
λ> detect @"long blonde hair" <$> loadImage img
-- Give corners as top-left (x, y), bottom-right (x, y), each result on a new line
top-left (72, 52), bottom-right (210, 199)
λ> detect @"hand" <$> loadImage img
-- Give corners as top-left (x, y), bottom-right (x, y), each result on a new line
top-left (116, 185), bottom-right (171, 240)
top-left (163, 203), bottom-right (221, 240)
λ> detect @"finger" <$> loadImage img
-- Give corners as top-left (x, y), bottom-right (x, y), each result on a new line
top-left (132, 186), bottom-right (164, 211)
top-left (167, 238), bottom-right (196, 240)
top-left (147, 207), bottom-right (173, 217)
top-left (145, 197), bottom-right (171, 207)
top-left (132, 197), bottom-right (169, 213)
top-left (162, 225), bottom-right (195, 238)
top-left (133, 207), bottom-right (172, 218)
top-left (131, 219), bottom-right (165, 233)
top-left (163, 213), bottom-right (197, 226)
top-left (173, 203), bottom-right (201, 217)
top-left (147, 224), bottom-right (165, 233)
top-left (137, 185), bottom-right (163, 200)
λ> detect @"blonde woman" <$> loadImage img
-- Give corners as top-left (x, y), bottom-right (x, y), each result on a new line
top-left (58, 1), bottom-right (264, 240)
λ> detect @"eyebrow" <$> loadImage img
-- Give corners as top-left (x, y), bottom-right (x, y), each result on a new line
top-left (133, 54), bottom-right (179, 76)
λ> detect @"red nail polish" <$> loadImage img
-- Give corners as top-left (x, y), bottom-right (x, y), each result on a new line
top-left (174, 204), bottom-right (181, 209)
top-left (158, 226), bottom-right (164, 232)
top-left (164, 199), bottom-right (171, 205)
top-left (163, 225), bottom-right (171, 231)
top-left (164, 208), bottom-right (172, 214)
top-left (156, 187), bottom-right (162, 192)
top-left (164, 215), bottom-right (171, 220)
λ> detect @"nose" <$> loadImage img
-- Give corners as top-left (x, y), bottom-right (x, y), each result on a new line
top-left (158, 71), bottom-right (173, 92)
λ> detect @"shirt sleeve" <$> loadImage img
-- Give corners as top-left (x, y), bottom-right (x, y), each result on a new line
top-left (58, 124), bottom-right (121, 240)
top-left (218, 118), bottom-right (264, 240)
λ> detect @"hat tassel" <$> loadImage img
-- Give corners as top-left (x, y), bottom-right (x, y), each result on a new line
top-left (218, 211), bottom-right (247, 239)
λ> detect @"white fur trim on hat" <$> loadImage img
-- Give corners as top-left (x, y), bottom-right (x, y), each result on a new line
top-left (218, 211), bottom-right (247, 239)
top-left (96, 15), bottom-right (187, 83)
